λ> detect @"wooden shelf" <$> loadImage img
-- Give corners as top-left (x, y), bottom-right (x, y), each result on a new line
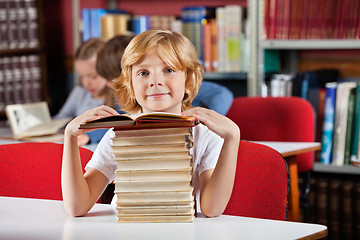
top-left (260, 40), bottom-right (360, 50)
top-left (0, 48), bottom-right (42, 56)
top-left (313, 162), bottom-right (360, 175)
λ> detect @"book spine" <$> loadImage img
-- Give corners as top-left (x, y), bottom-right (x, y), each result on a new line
top-left (216, 7), bottom-right (226, 72)
top-left (320, 82), bottom-right (337, 164)
top-left (28, 54), bottom-right (42, 102)
top-left (315, 178), bottom-right (328, 226)
top-left (344, 90), bottom-right (355, 165)
top-left (81, 8), bottom-right (91, 42)
top-left (332, 82), bottom-right (357, 166)
top-left (6, 0), bottom-right (18, 49)
top-left (0, 0), bottom-right (7, 49)
top-left (351, 82), bottom-right (360, 162)
top-left (3, 57), bottom-right (14, 105)
top-left (11, 56), bottom-right (22, 104)
top-left (20, 55), bottom-right (31, 103)
top-left (24, 0), bottom-right (39, 48)
top-left (341, 181), bottom-right (354, 238)
top-left (224, 5), bottom-right (242, 72)
top-left (328, 180), bottom-right (341, 239)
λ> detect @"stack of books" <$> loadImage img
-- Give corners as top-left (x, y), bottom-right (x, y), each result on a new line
top-left (80, 112), bottom-right (199, 223)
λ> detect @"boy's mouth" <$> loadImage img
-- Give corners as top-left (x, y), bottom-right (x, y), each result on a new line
top-left (147, 93), bottom-right (169, 98)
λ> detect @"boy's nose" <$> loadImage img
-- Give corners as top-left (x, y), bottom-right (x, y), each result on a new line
top-left (149, 75), bottom-right (164, 87)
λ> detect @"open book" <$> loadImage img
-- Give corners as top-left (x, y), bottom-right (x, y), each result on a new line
top-left (5, 102), bottom-right (71, 140)
top-left (79, 112), bottom-right (199, 130)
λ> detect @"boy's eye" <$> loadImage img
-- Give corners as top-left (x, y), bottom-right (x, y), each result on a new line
top-left (165, 68), bottom-right (174, 73)
top-left (138, 71), bottom-right (149, 76)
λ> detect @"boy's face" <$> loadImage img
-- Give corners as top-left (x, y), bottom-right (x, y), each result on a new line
top-left (131, 48), bottom-right (186, 114)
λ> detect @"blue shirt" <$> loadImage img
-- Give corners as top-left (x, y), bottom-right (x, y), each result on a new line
top-left (192, 81), bottom-right (234, 115)
top-left (53, 86), bottom-right (124, 144)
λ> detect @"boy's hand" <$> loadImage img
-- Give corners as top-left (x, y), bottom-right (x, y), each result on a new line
top-left (182, 107), bottom-right (240, 141)
top-left (65, 105), bottom-right (119, 138)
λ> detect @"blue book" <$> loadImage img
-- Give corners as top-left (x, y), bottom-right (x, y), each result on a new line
top-left (320, 82), bottom-right (337, 164)
top-left (132, 15), bottom-right (150, 35)
top-left (81, 9), bottom-right (91, 42)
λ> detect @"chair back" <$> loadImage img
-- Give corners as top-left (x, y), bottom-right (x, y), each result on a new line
top-left (0, 142), bottom-right (94, 201)
top-left (226, 96), bottom-right (315, 173)
top-left (224, 141), bottom-right (288, 220)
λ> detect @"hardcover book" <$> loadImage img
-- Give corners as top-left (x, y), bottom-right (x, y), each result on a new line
top-left (79, 112), bottom-right (199, 130)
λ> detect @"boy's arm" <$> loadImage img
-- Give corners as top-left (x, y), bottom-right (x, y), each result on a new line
top-left (61, 105), bottom-right (119, 216)
top-left (182, 107), bottom-right (240, 217)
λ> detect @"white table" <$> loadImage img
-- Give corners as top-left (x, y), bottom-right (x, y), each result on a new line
top-left (0, 197), bottom-right (327, 240)
top-left (251, 141), bottom-right (321, 157)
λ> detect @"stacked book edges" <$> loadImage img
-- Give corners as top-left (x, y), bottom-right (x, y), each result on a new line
top-left (112, 127), bottom-right (196, 223)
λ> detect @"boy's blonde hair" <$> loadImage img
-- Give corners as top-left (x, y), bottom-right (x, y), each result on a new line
top-left (113, 29), bottom-right (203, 113)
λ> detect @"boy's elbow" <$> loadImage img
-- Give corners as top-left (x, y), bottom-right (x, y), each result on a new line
top-left (200, 204), bottom-right (224, 218)
top-left (64, 203), bottom-right (88, 217)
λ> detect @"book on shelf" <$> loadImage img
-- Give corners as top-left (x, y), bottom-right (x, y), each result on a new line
top-left (5, 101), bottom-right (70, 140)
top-left (344, 89), bottom-right (356, 165)
top-left (109, 117), bottom-right (196, 223)
top-left (351, 82), bottom-right (360, 163)
top-left (320, 82), bottom-right (337, 165)
top-left (331, 81), bottom-right (357, 166)
top-left (79, 112), bottom-right (199, 130)
top-left (262, 0), bottom-right (360, 40)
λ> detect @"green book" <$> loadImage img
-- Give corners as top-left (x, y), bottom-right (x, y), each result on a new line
top-left (344, 90), bottom-right (355, 165)
top-left (350, 82), bottom-right (360, 162)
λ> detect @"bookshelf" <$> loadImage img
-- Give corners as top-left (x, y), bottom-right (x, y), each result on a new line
top-left (248, 0), bottom-right (360, 96)
top-left (71, 0), bottom-right (249, 97)
top-left (0, 0), bottom-right (48, 123)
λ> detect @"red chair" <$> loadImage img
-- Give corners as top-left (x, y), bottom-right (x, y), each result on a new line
top-left (224, 141), bottom-right (288, 221)
top-left (0, 142), bottom-right (102, 202)
top-left (226, 96), bottom-right (315, 221)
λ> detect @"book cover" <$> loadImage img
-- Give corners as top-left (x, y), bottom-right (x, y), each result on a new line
top-left (80, 112), bottom-right (199, 130)
top-left (5, 101), bottom-right (70, 139)
top-left (320, 82), bottom-right (337, 164)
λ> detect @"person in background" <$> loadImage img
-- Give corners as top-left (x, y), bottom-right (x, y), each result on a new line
top-left (96, 34), bottom-right (234, 116)
top-left (96, 34), bottom-right (135, 81)
top-left (61, 29), bottom-right (240, 217)
top-left (53, 38), bottom-right (120, 145)
top-left (193, 81), bottom-right (233, 115)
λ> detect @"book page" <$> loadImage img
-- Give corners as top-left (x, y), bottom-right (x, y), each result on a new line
top-left (5, 102), bottom-right (51, 138)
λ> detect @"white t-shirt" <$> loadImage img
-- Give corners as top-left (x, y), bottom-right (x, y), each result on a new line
top-left (85, 123), bottom-right (224, 212)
